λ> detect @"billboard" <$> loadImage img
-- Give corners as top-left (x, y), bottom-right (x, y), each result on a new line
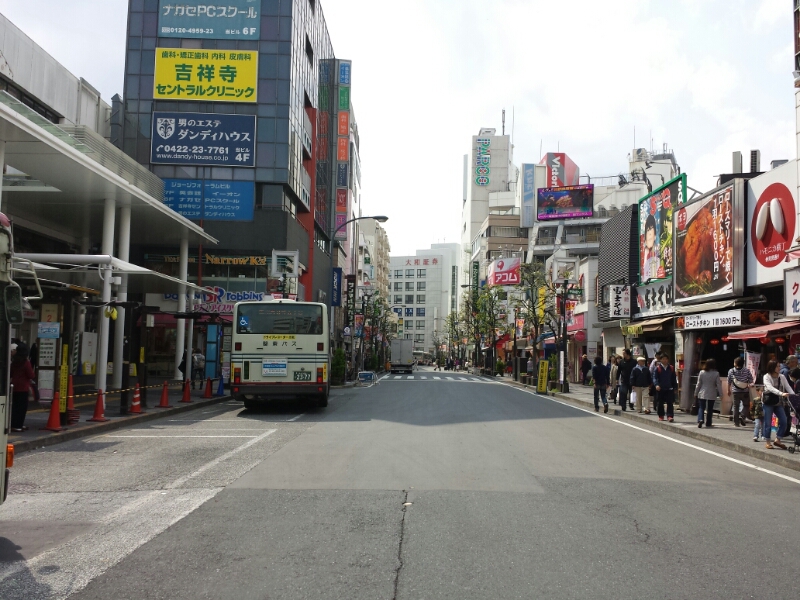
top-left (487, 258), bottom-right (521, 286)
top-left (634, 280), bottom-right (673, 318)
top-left (163, 179), bottom-right (255, 221)
top-left (746, 161), bottom-right (797, 286)
top-left (537, 184), bottom-right (593, 220)
top-left (474, 137), bottom-right (492, 186)
top-left (674, 180), bottom-right (744, 304)
top-left (638, 174), bottom-right (686, 283)
top-left (154, 49), bottom-right (257, 102)
top-left (157, 0), bottom-right (260, 40)
top-left (150, 112), bottom-right (255, 166)
top-left (521, 164), bottom-right (536, 228)
top-left (539, 152), bottom-right (579, 188)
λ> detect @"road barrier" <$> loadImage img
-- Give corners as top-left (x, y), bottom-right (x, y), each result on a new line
top-left (40, 391), bottom-right (66, 432)
top-left (87, 390), bottom-right (109, 423)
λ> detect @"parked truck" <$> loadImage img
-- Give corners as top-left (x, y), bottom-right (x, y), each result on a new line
top-left (390, 338), bottom-right (414, 374)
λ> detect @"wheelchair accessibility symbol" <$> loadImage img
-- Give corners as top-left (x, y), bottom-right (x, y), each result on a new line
top-left (239, 316), bottom-right (249, 328)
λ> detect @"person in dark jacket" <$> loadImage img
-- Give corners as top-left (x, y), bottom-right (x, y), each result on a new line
top-left (10, 342), bottom-right (34, 432)
top-left (653, 354), bottom-right (678, 422)
top-left (580, 355), bottom-right (592, 385)
top-left (630, 356), bottom-right (652, 414)
top-left (616, 349), bottom-right (635, 412)
top-left (591, 356), bottom-right (609, 413)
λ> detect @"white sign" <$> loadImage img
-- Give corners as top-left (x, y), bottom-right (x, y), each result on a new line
top-left (38, 369), bottom-right (55, 400)
top-left (262, 358), bottom-right (287, 377)
top-left (38, 338), bottom-right (57, 368)
top-left (587, 341), bottom-right (598, 361)
top-left (683, 309), bottom-right (742, 330)
top-left (634, 280), bottom-right (673, 318)
top-left (609, 285), bottom-right (631, 318)
top-left (785, 266), bottom-right (800, 318)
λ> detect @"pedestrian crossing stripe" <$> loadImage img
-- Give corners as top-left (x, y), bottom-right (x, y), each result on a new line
top-left (379, 375), bottom-right (497, 383)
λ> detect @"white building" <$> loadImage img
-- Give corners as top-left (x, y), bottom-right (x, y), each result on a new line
top-left (389, 244), bottom-right (460, 354)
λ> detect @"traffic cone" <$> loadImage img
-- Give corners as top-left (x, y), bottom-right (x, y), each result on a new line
top-left (216, 376), bottom-right (225, 396)
top-left (40, 392), bottom-right (65, 432)
top-left (180, 379), bottom-right (192, 403)
top-left (87, 389), bottom-right (110, 422)
top-left (66, 375), bottom-right (79, 424)
top-left (156, 380), bottom-right (171, 408)
top-left (130, 384), bottom-right (143, 414)
top-left (203, 377), bottom-right (213, 398)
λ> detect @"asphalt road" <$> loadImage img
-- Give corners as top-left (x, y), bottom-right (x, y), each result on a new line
top-left (1, 367), bottom-right (797, 599)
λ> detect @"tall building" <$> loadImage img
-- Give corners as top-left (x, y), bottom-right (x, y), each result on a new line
top-left (389, 244), bottom-right (459, 355)
top-left (121, 0), bottom-right (358, 308)
top-left (360, 219), bottom-right (391, 299)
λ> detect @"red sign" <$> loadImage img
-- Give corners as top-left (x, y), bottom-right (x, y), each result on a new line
top-left (336, 188), bottom-right (347, 212)
top-left (338, 111), bottom-right (349, 136)
top-left (567, 312), bottom-right (584, 332)
top-left (337, 137), bottom-right (349, 161)
top-left (539, 152), bottom-right (579, 188)
top-left (487, 257), bottom-right (521, 286)
top-left (751, 182), bottom-right (796, 269)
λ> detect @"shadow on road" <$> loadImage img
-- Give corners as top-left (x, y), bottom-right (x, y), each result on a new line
top-left (0, 537), bottom-right (54, 600)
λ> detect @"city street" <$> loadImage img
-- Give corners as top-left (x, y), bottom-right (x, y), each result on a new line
top-left (2, 366), bottom-right (798, 599)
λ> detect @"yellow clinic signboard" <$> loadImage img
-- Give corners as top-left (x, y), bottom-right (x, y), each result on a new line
top-left (154, 49), bottom-right (258, 102)
top-left (537, 360), bottom-right (549, 393)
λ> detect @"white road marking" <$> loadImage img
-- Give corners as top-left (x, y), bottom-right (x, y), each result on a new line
top-left (407, 376), bottom-right (414, 380)
top-left (287, 413), bottom-right (304, 422)
top-left (446, 377), bottom-right (454, 380)
top-left (105, 435), bottom-right (261, 438)
top-left (434, 377), bottom-right (441, 380)
top-left (394, 376), bottom-right (402, 379)
top-left (420, 376), bottom-right (427, 380)
top-left (507, 384), bottom-right (800, 486)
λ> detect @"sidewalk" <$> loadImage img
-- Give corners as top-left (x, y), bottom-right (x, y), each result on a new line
top-left (502, 376), bottom-right (800, 473)
top-left (9, 378), bottom-right (232, 454)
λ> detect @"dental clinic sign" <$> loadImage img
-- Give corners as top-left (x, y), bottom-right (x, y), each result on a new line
top-left (474, 138), bottom-right (491, 186)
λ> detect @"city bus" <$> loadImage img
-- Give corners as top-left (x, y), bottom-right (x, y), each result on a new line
top-left (231, 299), bottom-right (329, 410)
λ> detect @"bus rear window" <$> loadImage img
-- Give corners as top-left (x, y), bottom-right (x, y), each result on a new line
top-left (236, 304), bottom-right (323, 335)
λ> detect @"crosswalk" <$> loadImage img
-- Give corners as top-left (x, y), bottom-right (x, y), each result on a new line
top-left (381, 374), bottom-right (498, 383)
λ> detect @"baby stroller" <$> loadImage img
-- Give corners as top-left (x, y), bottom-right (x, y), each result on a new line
top-left (786, 394), bottom-right (800, 453)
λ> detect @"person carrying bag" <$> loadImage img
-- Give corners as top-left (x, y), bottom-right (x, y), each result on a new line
top-left (762, 360), bottom-right (790, 450)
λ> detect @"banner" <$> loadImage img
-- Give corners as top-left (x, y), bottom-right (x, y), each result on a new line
top-left (521, 164), bottom-right (536, 228)
top-left (158, 0), bottom-right (260, 40)
top-left (745, 351), bottom-right (760, 384)
top-left (639, 174), bottom-right (685, 283)
top-left (345, 275), bottom-right (356, 327)
top-left (154, 49), bottom-right (257, 102)
top-left (331, 268), bottom-right (343, 307)
top-left (634, 280), bottom-right (673, 318)
top-left (151, 112), bottom-right (255, 166)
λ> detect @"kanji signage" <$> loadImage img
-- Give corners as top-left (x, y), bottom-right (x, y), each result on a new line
top-left (338, 87), bottom-right (350, 111)
top-left (151, 112), bottom-right (255, 166)
top-left (337, 137), bottom-right (349, 162)
top-left (345, 275), bottom-right (356, 327)
top-left (163, 179), bottom-right (255, 221)
top-left (339, 61), bottom-right (352, 85)
top-left (785, 266), bottom-right (800, 318)
top-left (336, 163), bottom-right (348, 187)
top-left (158, 0), bottom-right (260, 40)
top-left (154, 49), bottom-right (257, 102)
top-left (683, 310), bottom-right (743, 330)
top-left (338, 111), bottom-right (349, 136)
top-left (634, 280), bottom-right (673, 318)
top-left (332, 268), bottom-right (343, 308)
top-left (609, 285), bottom-right (631, 318)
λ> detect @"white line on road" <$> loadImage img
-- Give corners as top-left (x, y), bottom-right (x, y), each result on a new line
top-left (420, 376), bottom-right (427, 380)
top-left (446, 377), bottom-right (454, 380)
top-left (105, 435), bottom-right (261, 438)
top-left (287, 413), bottom-right (304, 422)
top-left (394, 376), bottom-right (402, 379)
top-left (434, 376), bottom-right (441, 380)
top-left (407, 376), bottom-right (414, 379)
top-left (507, 384), bottom-right (800, 486)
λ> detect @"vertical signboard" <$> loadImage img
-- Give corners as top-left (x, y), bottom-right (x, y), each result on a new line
top-left (332, 268), bottom-right (343, 307)
top-left (609, 285), bottom-right (631, 318)
top-left (471, 261), bottom-right (480, 303)
top-left (785, 266), bottom-right (800, 318)
top-left (537, 359), bottom-right (549, 393)
top-left (345, 274), bottom-right (356, 327)
top-left (335, 59), bottom-right (352, 243)
top-left (521, 164), bottom-right (535, 228)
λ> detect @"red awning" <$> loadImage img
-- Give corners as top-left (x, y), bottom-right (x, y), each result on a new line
top-left (727, 320), bottom-right (800, 340)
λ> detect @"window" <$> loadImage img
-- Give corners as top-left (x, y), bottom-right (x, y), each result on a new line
top-left (416, 322), bottom-right (425, 329)
top-left (405, 295), bottom-right (414, 305)
top-left (305, 35), bottom-right (314, 65)
top-left (405, 269), bottom-right (414, 277)
top-left (405, 334), bottom-right (413, 340)
top-left (236, 304), bottom-right (323, 335)
top-left (405, 308), bottom-right (414, 317)
top-left (416, 308), bottom-right (425, 317)
top-left (417, 294), bottom-right (426, 304)
top-left (417, 282), bottom-right (426, 291)
top-left (405, 320), bottom-right (413, 329)
top-left (394, 282), bottom-right (402, 291)
top-left (394, 269), bottom-right (403, 278)
top-left (405, 282), bottom-right (414, 291)
top-left (417, 269), bottom-right (426, 278)
top-left (308, 0), bottom-right (316, 12)
top-left (394, 295), bottom-right (403, 304)
top-left (414, 334), bottom-right (425, 342)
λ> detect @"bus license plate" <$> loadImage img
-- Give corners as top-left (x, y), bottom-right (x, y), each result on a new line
top-left (293, 371), bottom-right (312, 382)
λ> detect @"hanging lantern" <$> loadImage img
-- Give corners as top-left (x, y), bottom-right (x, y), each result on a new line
top-left (774, 337), bottom-right (787, 344)
top-left (709, 339), bottom-right (720, 345)
top-left (721, 336), bottom-right (730, 342)
top-left (696, 338), bottom-right (704, 345)
top-left (759, 337), bottom-right (770, 345)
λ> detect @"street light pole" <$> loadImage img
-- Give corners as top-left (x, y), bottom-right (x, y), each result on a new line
top-left (560, 278), bottom-right (570, 394)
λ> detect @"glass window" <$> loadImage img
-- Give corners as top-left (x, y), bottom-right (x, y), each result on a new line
top-left (405, 307), bottom-right (413, 317)
top-left (416, 308), bottom-right (426, 317)
top-left (415, 334), bottom-right (425, 342)
top-left (393, 282), bottom-right (402, 291)
top-left (405, 282), bottom-right (414, 291)
top-left (405, 334), bottom-right (413, 340)
top-left (394, 295), bottom-right (402, 304)
top-left (236, 304), bottom-right (323, 335)
top-left (394, 270), bottom-right (403, 278)
top-left (417, 282), bottom-right (426, 291)
top-left (405, 320), bottom-right (413, 329)
top-left (417, 295), bottom-right (425, 304)
top-left (416, 322), bottom-right (425, 329)
top-left (417, 269), bottom-right (426, 277)
top-left (405, 269), bottom-right (414, 277)
top-left (405, 295), bottom-right (414, 304)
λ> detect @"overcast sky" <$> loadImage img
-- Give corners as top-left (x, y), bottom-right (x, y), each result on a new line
top-left (0, 0), bottom-right (795, 255)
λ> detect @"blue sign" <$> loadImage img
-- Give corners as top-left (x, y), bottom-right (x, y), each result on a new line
top-left (151, 112), bottom-right (256, 167)
top-left (158, 0), bottom-right (260, 40)
top-left (238, 315), bottom-right (249, 328)
top-left (331, 268), bottom-right (343, 307)
top-left (405, 308), bottom-right (413, 317)
top-left (339, 61), bottom-right (352, 85)
top-left (163, 179), bottom-right (255, 221)
top-left (337, 163), bottom-right (348, 187)
top-left (38, 322), bottom-right (61, 339)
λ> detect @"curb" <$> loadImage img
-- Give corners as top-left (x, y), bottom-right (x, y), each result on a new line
top-left (12, 395), bottom-right (234, 455)
top-left (500, 379), bottom-right (800, 474)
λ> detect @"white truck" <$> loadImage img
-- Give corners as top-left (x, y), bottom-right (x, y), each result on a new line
top-left (390, 339), bottom-right (414, 374)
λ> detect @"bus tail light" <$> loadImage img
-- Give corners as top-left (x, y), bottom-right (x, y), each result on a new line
top-left (234, 368), bottom-right (241, 384)
top-left (6, 444), bottom-right (13, 469)
top-left (317, 368), bottom-right (324, 383)
top-left (235, 342), bottom-right (242, 351)
top-left (317, 343), bottom-right (324, 351)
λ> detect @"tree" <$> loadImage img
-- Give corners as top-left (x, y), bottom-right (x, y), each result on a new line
top-left (513, 261), bottom-right (559, 362)
top-left (476, 285), bottom-right (508, 370)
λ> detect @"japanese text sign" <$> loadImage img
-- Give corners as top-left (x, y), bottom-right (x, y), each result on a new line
top-left (785, 266), bottom-right (800, 318)
top-left (332, 268), bottom-right (343, 307)
top-left (334, 213), bottom-right (348, 241)
top-left (337, 137), bottom-right (349, 162)
top-left (338, 112), bottom-right (350, 136)
top-left (163, 179), bottom-right (255, 221)
top-left (682, 310), bottom-right (742, 330)
top-left (37, 322), bottom-right (61, 339)
top-left (338, 61), bottom-right (352, 85)
top-left (158, 0), bottom-right (260, 40)
top-left (487, 258), bottom-right (521, 286)
top-left (639, 174), bottom-right (685, 283)
top-left (151, 112), bottom-right (255, 166)
top-left (634, 280), bottom-right (673, 318)
top-left (154, 49), bottom-right (257, 102)
top-left (346, 275), bottom-right (356, 327)
top-left (609, 285), bottom-right (631, 318)
top-left (337, 163), bottom-right (348, 187)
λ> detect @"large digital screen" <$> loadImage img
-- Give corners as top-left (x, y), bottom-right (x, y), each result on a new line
top-left (537, 184), bottom-right (593, 220)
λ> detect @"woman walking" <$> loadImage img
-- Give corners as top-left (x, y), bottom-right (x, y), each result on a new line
top-left (10, 342), bottom-right (34, 432)
top-left (762, 360), bottom-right (790, 450)
top-left (695, 358), bottom-right (723, 428)
top-left (727, 357), bottom-right (753, 426)
top-left (609, 355), bottom-right (619, 405)
top-left (591, 356), bottom-right (609, 413)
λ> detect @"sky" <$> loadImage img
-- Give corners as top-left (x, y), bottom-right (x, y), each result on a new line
top-left (0, 0), bottom-right (795, 256)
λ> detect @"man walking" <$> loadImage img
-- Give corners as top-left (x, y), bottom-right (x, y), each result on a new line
top-left (616, 349), bottom-right (635, 413)
top-left (630, 356), bottom-right (652, 414)
top-left (648, 352), bottom-right (663, 412)
top-left (580, 354), bottom-right (592, 385)
top-left (653, 354), bottom-right (678, 422)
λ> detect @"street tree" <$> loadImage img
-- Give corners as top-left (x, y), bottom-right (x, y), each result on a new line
top-left (513, 261), bottom-right (559, 362)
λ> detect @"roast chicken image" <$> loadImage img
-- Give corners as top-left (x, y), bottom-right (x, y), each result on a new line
top-left (677, 196), bottom-right (732, 296)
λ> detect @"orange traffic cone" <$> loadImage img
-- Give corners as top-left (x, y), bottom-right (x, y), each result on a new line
top-left (203, 377), bottom-right (212, 398)
top-left (180, 379), bottom-right (192, 403)
top-left (66, 375), bottom-right (79, 424)
top-left (130, 384), bottom-right (143, 414)
top-left (87, 389), bottom-right (110, 422)
top-left (40, 392), bottom-right (65, 432)
top-left (156, 380), bottom-right (171, 408)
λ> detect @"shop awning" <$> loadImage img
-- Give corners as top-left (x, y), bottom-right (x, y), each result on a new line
top-left (623, 316), bottom-right (672, 334)
top-left (726, 320), bottom-right (800, 340)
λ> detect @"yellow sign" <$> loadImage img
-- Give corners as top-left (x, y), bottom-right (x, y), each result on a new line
top-left (154, 49), bottom-right (258, 102)
top-left (59, 345), bottom-right (69, 411)
top-left (263, 335), bottom-right (296, 342)
top-left (323, 363), bottom-right (328, 382)
top-left (537, 359), bottom-right (549, 393)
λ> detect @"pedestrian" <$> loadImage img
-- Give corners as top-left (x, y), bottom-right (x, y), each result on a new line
top-left (694, 358), bottom-right (723, 428)
top-left (761, 359), bottom-right (789, 450)
top-left (191, 347), bottom-right (205, 389)
top-left (526, 356), bottom-right (534, 378)
top-left (780, 355), bottom-right (798, 378)
top-left (617, 349), bottom-right (635, 412)
top-left (653, 353), bottom-right (678, 422)
top-left (648, 352), bottom-right (663, 412)
top-left (727, 356), bottom-right (754, 427)
top-left (630, 356), bottom-right (652, 414)
top-left (580, 354), bottom-right (592, 386)
top-left (10, 342), bottom-right (34, 432)
top-left (751, 392), bottom-right (765, 442)
top-left (609, 355), bottom-right (619, 405)
top-left (591, 356), bottom-right (609, 413)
